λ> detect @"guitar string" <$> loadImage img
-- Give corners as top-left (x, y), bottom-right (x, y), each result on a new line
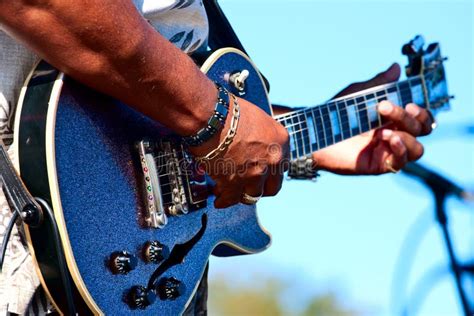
top-left (278, 87), bottom-right (414, 126)
top-left (285, 100), bottom-right (414, 157)
top-left (279, 94), bottom-right (414, 133)
top-left (283, 84), bottom-right (416, 139)
top-left (274, 75), bottom-right (422, 122)
top-left (286, 102), bottom-right (402, 137)
top-left (275, 83), bottom-right (417, 124)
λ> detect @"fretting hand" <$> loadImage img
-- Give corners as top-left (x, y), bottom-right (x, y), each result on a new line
top-left (312, 63), bottom-right (434, 175)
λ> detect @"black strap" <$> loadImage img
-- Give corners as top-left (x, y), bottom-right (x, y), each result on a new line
top-left (203, 0), bottom-right (271, 92)
top-left (0, 142), bottom-right (42, 227)
top-left (203, 0), bottom-right (247, 54)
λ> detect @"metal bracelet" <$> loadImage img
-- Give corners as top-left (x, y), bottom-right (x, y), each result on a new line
top-left (287, 156), bottom-right (320, 181)
top-left (195, 95), bottom-right (240, 164)
top-left (183, 84), bottom-right (230, 147)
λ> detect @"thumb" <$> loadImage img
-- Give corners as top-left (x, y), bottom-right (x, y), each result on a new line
top-left (367, 63), bottom-right (401, 87)
top-left (334, 63), bottom-right (401, 98)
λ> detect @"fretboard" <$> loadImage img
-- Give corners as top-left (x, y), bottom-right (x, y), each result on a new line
top-left (275, 76), bottom-right (426, 160)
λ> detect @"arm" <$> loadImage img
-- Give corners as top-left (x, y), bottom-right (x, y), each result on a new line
top-left (0, 0), bottom-right (215, 135)
top-left (0, 0), bottom-right (289, 207)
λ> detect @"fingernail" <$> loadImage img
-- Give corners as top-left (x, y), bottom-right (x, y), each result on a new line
top-left (378, 102), bottom-right (393, 115)
top-left (391, 135), bottom-right (406, 152)
top-left (392, 135), bottom-right (402, 146)
top-left (382, 129), bottom-right (393, 140)
top-left (406, 104), bottom-right (420, 117)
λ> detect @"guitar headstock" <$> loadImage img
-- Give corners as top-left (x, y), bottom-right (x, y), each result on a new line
top-left (403, 35), bottom-right (453, 115)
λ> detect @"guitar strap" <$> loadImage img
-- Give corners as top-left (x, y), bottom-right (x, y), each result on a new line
top-left (203, 0), bottom-right (271, 91)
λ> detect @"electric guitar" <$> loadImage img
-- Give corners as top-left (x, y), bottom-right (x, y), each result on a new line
top-left (13, 36), bottom-right (450, 314)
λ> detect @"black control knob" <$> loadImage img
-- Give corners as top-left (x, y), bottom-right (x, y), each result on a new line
top-left (126, 285), bottom-right (156, 309)
top-left (108, 251), bottom-right (137, 275)
top-left (156, 277), bottom-right (185, 300)
top-left (143, 241), bottom-right (169, 263)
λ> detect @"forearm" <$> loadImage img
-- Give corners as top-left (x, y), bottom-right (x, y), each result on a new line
top-left (0, 0), bottom-right (215, 135)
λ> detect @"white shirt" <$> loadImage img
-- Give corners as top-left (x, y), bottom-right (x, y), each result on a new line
top-left (0, 1), bottom-right (208, 313)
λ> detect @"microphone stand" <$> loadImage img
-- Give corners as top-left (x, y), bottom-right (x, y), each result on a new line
top-left (402, 162), bottom-right (473, 316)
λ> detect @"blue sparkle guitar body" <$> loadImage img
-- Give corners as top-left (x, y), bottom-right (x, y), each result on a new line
top-left (15, 48), bottom-right (272, 315)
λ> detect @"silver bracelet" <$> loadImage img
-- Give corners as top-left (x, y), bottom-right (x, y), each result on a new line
top-left (195, 94), bottom-right (240, 164)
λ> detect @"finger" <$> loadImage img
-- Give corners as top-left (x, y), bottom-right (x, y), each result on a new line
top-left (388, 134), bottom-right (407, 170)
top-left (378, 101), bottom-right (422, 136)
top-left (405, 103), bottom-right (433, 136)
top-left (333, 64), bottom-right (401, 98)
top-left (242, 174), bottom-right (266, 205)
top-left (214, 187), bottom-right (242, 209)
top-left (262, 173), bottom-right (284, 197)
top-left (382, 130), bottom-right (424, 162)
top-left (262, 155), bottom-right (286, 196)
top-left (368, 63), bottom-right (401, 87)
top-left (213, 180), bottom-right (244, 209)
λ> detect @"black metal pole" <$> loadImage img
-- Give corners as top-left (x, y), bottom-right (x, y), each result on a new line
top-left (432, 188), bottom-right (472, 316)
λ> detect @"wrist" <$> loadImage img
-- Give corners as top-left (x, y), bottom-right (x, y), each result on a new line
top-left (311, 151), bottom-right (329, 171)
top-left (176, 78), bottom-right (218, 136)
top-left (182, 83), bottom-right (231, 147)
top-left (188, 95), bottom-right (237, 158)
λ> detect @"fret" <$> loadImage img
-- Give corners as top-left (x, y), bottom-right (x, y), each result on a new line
top-left (284, 115), bottom-right (297, 159)
top-left (407, 79), bottom-right (413, 108)
top-left (304, 109), bottom-right (319, 152)
top-left (345, 98), bottom-right (361, 136)
top-left (376, 89), bottom-right (385, 126)
top-left (328, 102), bottom-right (342, 143)
top-left (376, 90), bottom-right (386, 100)
top-left (291, 113), bottom-right (303, 159)
top-left (336, 100), bottom-right (352, 140)
top-left (298, 112), bottom-right (311, 156)
top-left (365, 93), bottom-right (380, 130)
top-left (386, 86), bottom-right (400, 105)
top-left (398, 81), bottom-right (413, 106)
top-left (319, 104), bottom-right (334, 146)
top-left (409, 79), bottom-right (425, 106)
top-left (356, 96), bottom-right (370, 133)
top-left (314, 107), bottom-right (327, 149)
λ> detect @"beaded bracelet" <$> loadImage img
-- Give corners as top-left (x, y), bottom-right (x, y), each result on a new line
top-left (195, 94), bottom-right (240, 164)
top-left (182, 84), bottom-right (230, 147)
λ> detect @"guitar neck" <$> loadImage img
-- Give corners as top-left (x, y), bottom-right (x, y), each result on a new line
top-left (275, 75), bottom-right (426, 160)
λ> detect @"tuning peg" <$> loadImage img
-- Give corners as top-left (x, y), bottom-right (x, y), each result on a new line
top-left (429, 57), bottom-right (448, 68)
top-left (402, 35), bottom-right (425, 55)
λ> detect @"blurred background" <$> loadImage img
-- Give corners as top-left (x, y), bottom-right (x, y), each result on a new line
top-left (207, 0), bottom-right (473, 315)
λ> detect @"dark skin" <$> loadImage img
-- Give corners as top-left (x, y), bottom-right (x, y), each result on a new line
top-left (0, 1), bottom-right (433, 208)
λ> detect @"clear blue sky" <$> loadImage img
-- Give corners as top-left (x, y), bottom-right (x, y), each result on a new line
top-left (209, 1), bottom-right (473, 315)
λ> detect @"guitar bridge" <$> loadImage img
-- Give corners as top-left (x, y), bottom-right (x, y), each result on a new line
top-left (137, 140), bottom-right (168, 228)
top-left (136, 139), bottom-right (208, 228)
